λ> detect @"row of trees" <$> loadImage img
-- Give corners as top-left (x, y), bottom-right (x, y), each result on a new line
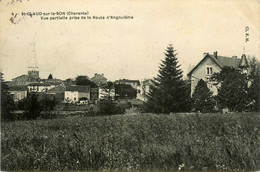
top-left (145, 45), bottom-right (259, 113)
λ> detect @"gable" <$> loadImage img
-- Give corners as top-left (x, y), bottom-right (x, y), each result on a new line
top-left (187, 54), bottom-right (222, 76)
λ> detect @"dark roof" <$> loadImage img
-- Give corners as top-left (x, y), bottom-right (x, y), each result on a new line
top-left (28, 83), bottom-right (51, 86)
top-left (9, 86), bottom-right (27, 91)
top-left (187, 53), bottom-right (247, 76)
top-left (214, 56), bottom-right (241, 68)
top-left (115, 79), bottom-right (140, 85)
top-left (66, 85), bottom-right (90, 92)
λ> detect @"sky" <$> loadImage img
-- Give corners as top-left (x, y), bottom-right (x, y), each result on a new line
top-left (0, 0), bottom-right (259, 81)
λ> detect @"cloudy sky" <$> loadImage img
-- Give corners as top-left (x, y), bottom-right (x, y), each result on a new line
top-left (0, 0), bottom-right (259, 81)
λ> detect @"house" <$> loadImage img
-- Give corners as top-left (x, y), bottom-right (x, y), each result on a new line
top-left (46, 85), bottom-right (66, 102)
top-left (114, 79), bottom-right (140, 89)
top-left (187, 51), bottom-right (249, 96)
top-left (64, 85), bottom-right (90, 103)
top-left (137, 79), bottom-right (153, 102)
top-left (90, 73), bottom-right (107, 86)
top-left (12, 74), bottom-right (38, 86)
top-left (98, 87), bottom-right (115, 100)
top-left (27, 83), bottom-right (54, 93)
top-left (9, 86), bottom-right (27, 102)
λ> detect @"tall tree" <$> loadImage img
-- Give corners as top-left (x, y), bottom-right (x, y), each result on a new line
top-left (146, 44), bottom-right (190, 113)
top-left (48, 73), bottom-right (53, 80)
top-left (1, 72), bottom-right (15, 120)
top-left (192, 79), bottom-right (215, 112)
top-left (212, 67), bottom-right (249, 112)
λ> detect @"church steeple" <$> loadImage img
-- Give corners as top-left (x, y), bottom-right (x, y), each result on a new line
top-left (239, 54), bottom-right (249, 74)
top-left (28, 43), bottom-right (39, 79)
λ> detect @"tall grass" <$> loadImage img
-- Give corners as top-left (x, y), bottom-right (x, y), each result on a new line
top-left (1, 113), bottom-right (259, 171)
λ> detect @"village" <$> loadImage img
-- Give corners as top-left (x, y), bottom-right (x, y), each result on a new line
top-left (6, 52), bottom-right (153, 112)
top-left (5, 49), bottom-right (253, 114)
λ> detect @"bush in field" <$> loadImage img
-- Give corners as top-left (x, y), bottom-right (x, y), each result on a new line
top-left (1, 113), bottom-right (259, 171)
top-left (146, 44), bottom-right (190, 113)
top-left (192, 79), bottom-right (215, 112)
top-left (99, 100), bottom-right (131, 115)
top-left (1, 72), bottom-right (15, 121)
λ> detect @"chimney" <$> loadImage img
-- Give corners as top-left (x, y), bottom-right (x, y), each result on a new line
top-left (204, 52), bottom-right (209, 56)
top-left (232, 56), bottom-right (237, 59)
top-left (213, 51), bottom-right (218, 58)
top-left (95, 73), bottom-right (97, 76)
top-left (102, 73), bottom-right (104, 76)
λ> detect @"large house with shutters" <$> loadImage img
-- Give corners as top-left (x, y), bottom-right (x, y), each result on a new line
top-left (187, 51), bottom-right (249, 96)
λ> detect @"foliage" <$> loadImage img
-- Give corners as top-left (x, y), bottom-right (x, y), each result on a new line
top-left (23, 94), bottom-right (42, 120)
top-left (1, 113), bottom-right (259, 171)
top-left (192, 79), bottom-right (215, 112)
top-left (48, 73), bottom-right (53, 80)
top-left (1, 72), bottom-right (15, 121)
top-left (248, 57), bottom-right (260, 111)
top-left (75, 75), bottom-right (97, 88)
top-left (114, 83), bottom-right (137, 99)
top-left (211, 67), bottom-right (249, 112)
top-left (99, 100), bottom-right (131, 115)
top-left (39, 97), bottom-right (56, 118)
top-left (146, 45), bottom-right (190, 113)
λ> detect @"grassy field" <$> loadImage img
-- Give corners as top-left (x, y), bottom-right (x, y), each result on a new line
top-left (1, 113), bottom-right (260, 171)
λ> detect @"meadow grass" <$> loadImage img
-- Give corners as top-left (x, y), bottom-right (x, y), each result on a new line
top-left (1, 113), bottom-right (259, 171)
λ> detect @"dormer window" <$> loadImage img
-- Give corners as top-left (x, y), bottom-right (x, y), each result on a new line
top-left (206, 66), bottom-right (213, 75)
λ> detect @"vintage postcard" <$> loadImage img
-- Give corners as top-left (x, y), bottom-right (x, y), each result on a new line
top-left (0, 0), bottom-right (259, 171)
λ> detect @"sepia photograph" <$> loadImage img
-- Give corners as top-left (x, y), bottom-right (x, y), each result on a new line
top-left (0, 0), bottom-right (259, 171)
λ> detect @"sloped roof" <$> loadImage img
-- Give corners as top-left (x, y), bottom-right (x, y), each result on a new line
top-left (214, 56), bottom-right (241, 68)
top-left (12, 75), bottom-right (28, 82)
top-left (47, 85), bottom-right (66, 93)
top-left (91, 74), bottom-right (107, 83)
top-left (115, 79), bottom-right (140, 85)
top-left (187, 53), bottom-right (246, 76)
top-left (28, 83), bottom-right (51, 86)
top-left (12, 74), bottom-right (38, 83)
top-left (66, 85), bottom-right (90, 92)
top-left (9, 86), bottom-right (27, 91)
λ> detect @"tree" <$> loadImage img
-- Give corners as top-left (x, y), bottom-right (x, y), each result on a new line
top-left (212, 67), bottom-right (249, 112)
top-left (1, 72), bottom-right (15, 120)
top-left (75, 75), bottom-right (97, 88)
top-left (48, 73), bottom-right (53, 80)
top-left (146, 44), bottom-right (190, 113)
top-left (192, 79), bottom-right (215, 112)
top-left (248, 57), bottom-right (260, 111)
top-left (114, 84), bottom-right (137, 99)
top-left (23, 94), bottom-right (42, 120)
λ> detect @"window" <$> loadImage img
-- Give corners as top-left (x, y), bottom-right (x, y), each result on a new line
top-left (206, 66), bottom-right (213, 75)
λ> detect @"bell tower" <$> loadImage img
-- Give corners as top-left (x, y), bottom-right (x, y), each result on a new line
top-left (28, 43), bottom-right (39, 79)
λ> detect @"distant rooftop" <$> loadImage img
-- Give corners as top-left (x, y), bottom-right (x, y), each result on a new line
top-left (66, 85), bottom-right (90, 92)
